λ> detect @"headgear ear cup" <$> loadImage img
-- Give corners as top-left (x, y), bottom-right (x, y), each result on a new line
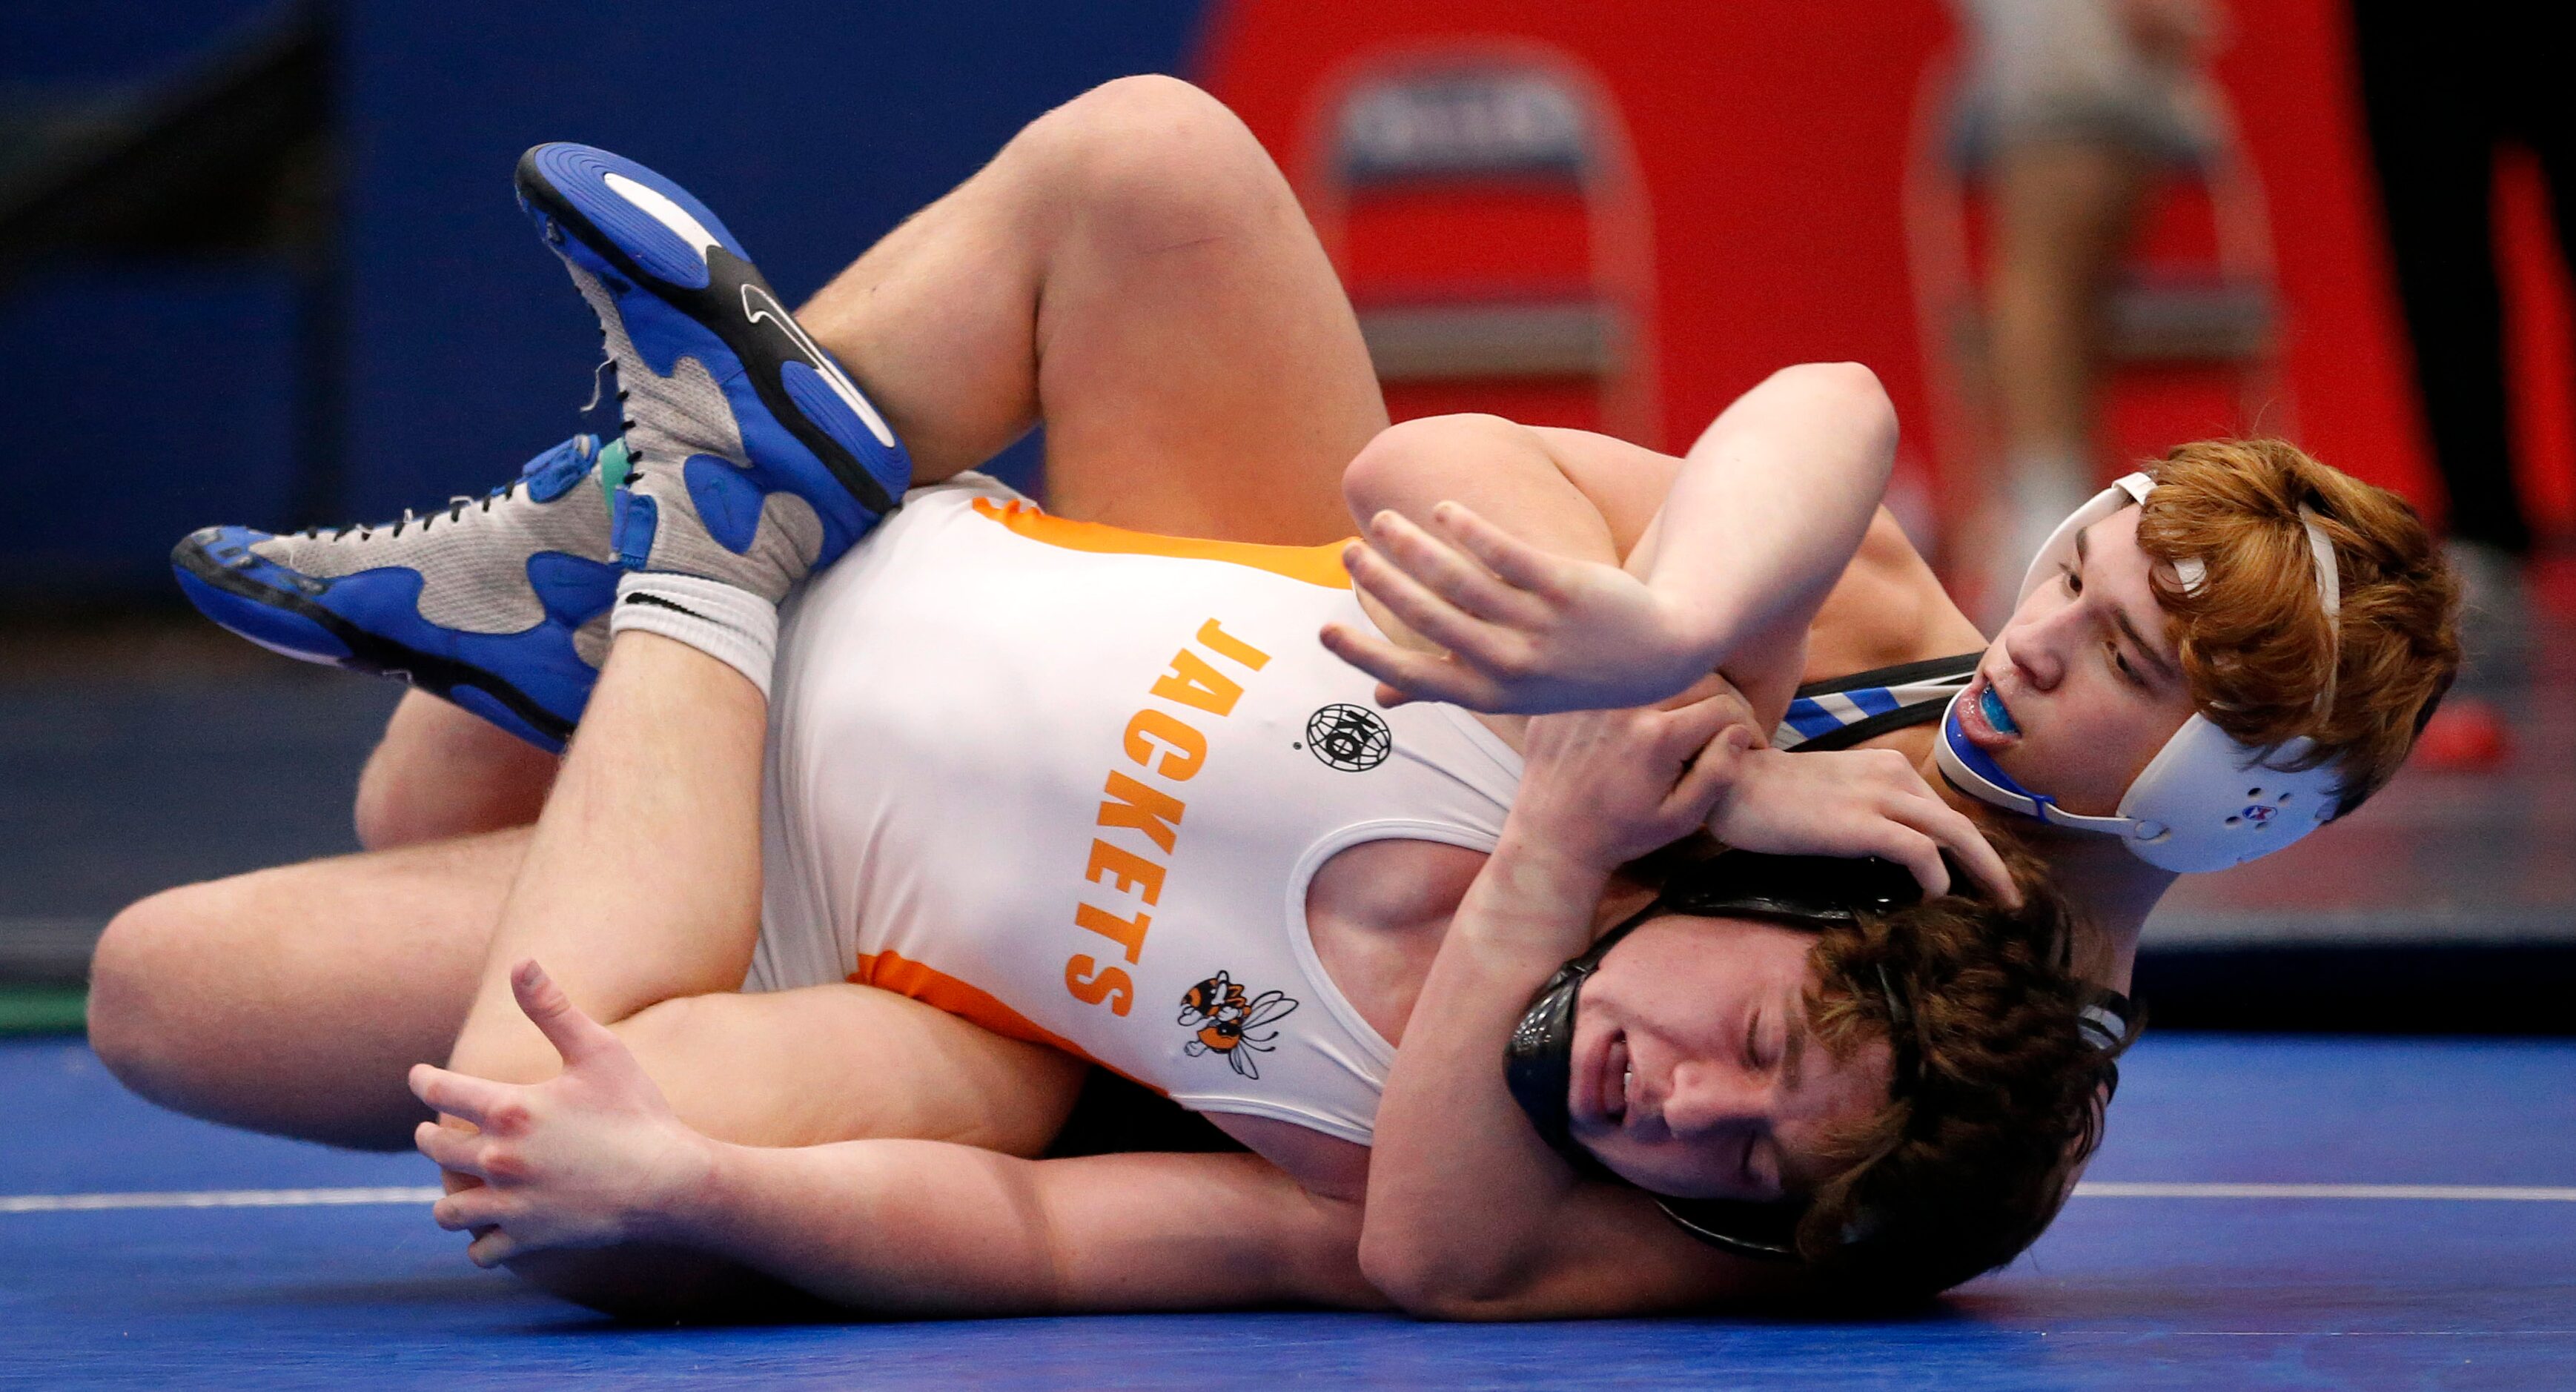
top-left (1500, 852), bottom-right (2132, 1264)
top-left (1941, 473), bottom-right (2345, 871)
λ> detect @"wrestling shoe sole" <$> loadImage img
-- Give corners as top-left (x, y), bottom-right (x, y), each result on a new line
top-left (513, 145), bottom-right (910, 536)
top-left (173, 537), bottom-right (578, 750)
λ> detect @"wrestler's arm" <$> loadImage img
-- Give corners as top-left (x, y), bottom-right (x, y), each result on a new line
top-left (1362, 699), bottom-right (1798, 1316)
top-left (665, 1143), bottom-right (1377, 1314)
top-left (1331, 362), bottom-right (1898, 720)
top-left (411, 965), bottom-right (1380, 1314)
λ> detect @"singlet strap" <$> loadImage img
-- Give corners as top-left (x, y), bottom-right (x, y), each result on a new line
top-left (1788, 702), bottom-right (1946, 753)
top-left (1775, 652), bottom-right (1981, 753)
top-left (1793, 652), bottom-right (1983, 700)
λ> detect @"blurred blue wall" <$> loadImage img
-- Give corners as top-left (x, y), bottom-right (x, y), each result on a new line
top-left (0, 0), bottom-right (308, 596)
top-left (0, 0), bottom-right (1209, 598)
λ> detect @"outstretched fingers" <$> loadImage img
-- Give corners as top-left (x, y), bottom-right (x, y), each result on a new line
top-left (1872, 823), bottom-right (1951, 901)
top-left (408, 1062), bottom-right (509, 1131)
top-left (1426, 500), bottom-right (1567, 596)
top-left (414, 1118), bottom-right (491, 1181)
top-left (1339, 540), bottom-right (1523, 677)
top-left (1317, 620), bottom-right (1500, 709)
top-left (464, 1226), bottom-right (521, 1269)
top-left (1365, 508), bottom-right (1545, 626)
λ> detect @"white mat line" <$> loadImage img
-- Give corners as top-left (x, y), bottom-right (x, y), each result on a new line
top-left (2074, 1182), bottom-right (2576, 1202)
top-left (3, 1181), bottom-right (2572, 1215)
top-left (0, 1185), bottom-right (443, 1214)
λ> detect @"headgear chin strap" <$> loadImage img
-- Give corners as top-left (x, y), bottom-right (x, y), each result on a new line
top-left (1503, 850), bottom-right (2132, 1264)
top-left (1934, 471), bottom-right (2344, 873)
top-left (1503, 852), bottom-right (1924, 1261)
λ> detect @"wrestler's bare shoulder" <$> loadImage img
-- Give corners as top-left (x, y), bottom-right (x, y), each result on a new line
top-left (1806, 508), bottom-right (1987, 681)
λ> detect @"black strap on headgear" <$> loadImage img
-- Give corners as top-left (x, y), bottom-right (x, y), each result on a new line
top-left (1501, 849), bottom-right (2130, 1262)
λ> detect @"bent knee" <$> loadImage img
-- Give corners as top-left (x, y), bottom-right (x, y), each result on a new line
top-left (86, 886), bottom-right (219, 1101)
top-left (1022, 75), bottom-right (1287, 244)
top-left (1045, 74), bottom-right (1242, 156)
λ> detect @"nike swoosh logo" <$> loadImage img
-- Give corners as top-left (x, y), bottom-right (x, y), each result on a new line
top-left (741, 284), bottom-right (898, 448)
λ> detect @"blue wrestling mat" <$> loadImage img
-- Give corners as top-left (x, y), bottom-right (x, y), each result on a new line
top-left (5, 1032), bottom-right (2570, 1389)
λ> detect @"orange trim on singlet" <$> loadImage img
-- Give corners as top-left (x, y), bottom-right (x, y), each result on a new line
top-left (848, 949), bottom-right (1161, 1093)
top-left (970, 496), bottom-right (1354, 590)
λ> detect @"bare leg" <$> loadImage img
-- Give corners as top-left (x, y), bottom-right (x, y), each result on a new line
top-left (353, 77), bottom-right (1385, 846)
top-left (443, 634), bottom-right (767, 1083)
top-left (1984, 138), bottom-right (2149, 467)
top-left (437, 628), bottom-right (1070, 1311)
top-left (88, 826), bottom-right (1080, 1154)
top-left (89, 831), bottom-right (516, 1149)
top-left (354, 693), bottom-right (559, 850)
top-left (110, 76), bottom-right (1372, 1163)
top-left (1970, 137), bottom-right (2150, 620)
top-left (795, 74), bottom-right (1386, 544)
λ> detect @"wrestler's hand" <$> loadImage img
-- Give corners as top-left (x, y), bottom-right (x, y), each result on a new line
top-left (1506, 683), bottom-right (1758, 872)
top-left (1322, 503), bottom-right (1709, 714)
top-left (1702, 745), bottom-right (2019, 906)
top-left (408, 961), bottom-right (715, 1268)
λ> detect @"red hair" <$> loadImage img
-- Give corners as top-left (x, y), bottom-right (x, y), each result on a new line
top-left (2135, 440), bottom-right (2460, 815)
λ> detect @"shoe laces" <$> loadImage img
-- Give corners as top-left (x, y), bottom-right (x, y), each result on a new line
top-left (291, 436), bottom-right (597, 543)
top-left (583, 339), bottom-right (637, 440)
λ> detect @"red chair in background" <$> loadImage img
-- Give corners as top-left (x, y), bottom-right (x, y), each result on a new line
top-left (1294, 43), bottom-right (1661, 447)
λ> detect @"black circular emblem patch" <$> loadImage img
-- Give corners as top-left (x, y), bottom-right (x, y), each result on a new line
top-left (1303, 703), bottom-right (1393, 772)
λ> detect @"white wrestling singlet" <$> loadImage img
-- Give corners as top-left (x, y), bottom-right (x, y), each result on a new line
top-left (752, 476), bottom-right (1522, 1145)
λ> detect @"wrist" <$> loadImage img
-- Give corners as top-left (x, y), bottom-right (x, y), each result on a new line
top-left (1491, 821), bottom-right (1619, 887)
top-left (1461, 831), bottom-right (1616, 955)
top-left (1663, 589), bottom-right (1749, 675)
top-left (640, 1129), bottom-right (735, 1250)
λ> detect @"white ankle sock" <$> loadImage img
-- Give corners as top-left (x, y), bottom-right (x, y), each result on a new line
top-left (608, 572), bottom-right (778, 698)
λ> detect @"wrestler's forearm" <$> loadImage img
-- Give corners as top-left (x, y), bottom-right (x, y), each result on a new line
top-left (663, 1139), bottom-right (1376, 1315)
top-left (1640, 362), bottom-right (1898, 706)
top-left (1363, 830), bottom-right (1761, 1318)
top-left (1362, 831), bottom-right (1603, 1307)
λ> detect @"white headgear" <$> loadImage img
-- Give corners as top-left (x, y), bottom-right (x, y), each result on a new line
top-left (1933, 472), bottom-right (2345, 873)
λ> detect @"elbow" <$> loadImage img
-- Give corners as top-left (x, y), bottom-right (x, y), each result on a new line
top-left (1340, 414), bottom-right (1522, 524)
top-left (1772, 359), bottom-right (1885, 401)
top-left (1816, 358), bottom-right (1898, 422)
top-left (1357, 1225), bottom-right (1523, 1321)
top-left (1795, 362), bottom-right (1899, 488)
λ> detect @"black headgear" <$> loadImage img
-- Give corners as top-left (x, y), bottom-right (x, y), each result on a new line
top-left (1501, 849), bottom-right (2131, 1262)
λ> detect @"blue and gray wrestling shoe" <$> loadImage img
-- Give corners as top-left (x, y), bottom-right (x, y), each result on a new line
top-left (171, 434), bottom-right (625, 752)
top-left (513, 143), bottom-right (913, 600)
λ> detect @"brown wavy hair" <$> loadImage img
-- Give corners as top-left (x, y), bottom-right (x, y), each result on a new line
top-left (1795, 844), bottom-right (2128, 1299)
top-left (2134, 439), bottom-right (2459, 816)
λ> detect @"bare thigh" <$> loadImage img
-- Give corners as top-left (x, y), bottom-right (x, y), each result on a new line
top-left (798, 75), bottom-right (1387, 546)
top-left (357, 83), bottom-right (1389, 844)
top-left (87, 826), bottom-right (1083, 1155)
top-left (88, 829), bottom-right (519, 1149)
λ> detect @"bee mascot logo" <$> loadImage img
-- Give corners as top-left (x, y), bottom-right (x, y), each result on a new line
top-left (1176, 972), bottom-right (1299, 1078)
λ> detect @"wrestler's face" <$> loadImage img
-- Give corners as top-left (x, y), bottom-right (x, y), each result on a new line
top-left (1956, 505), bottom-right (2198, 818)
top-left (1567, 914), bottom-right (1892, 1202)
